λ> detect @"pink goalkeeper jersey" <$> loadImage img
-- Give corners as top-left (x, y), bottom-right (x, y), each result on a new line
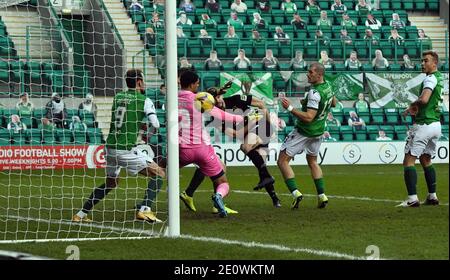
top-left (178, 90), bottom-right (244, 148)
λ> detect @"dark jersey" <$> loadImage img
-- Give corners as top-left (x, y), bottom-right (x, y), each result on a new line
top-left (223, 94), bottom-right (253, 112)
top-left (223, 94), bottom-right (275, 144)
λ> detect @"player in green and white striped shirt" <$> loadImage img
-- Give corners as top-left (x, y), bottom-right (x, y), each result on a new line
top-left (73, 69), bottom-right (166, 222)
top-left (278, 63), bottom-right (337, 209)
top-left (399, 50), bottom-right (444, 207)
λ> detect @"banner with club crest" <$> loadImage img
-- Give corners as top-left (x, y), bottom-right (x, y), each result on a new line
top-left (366, 72), bottom-right (427, 108)
top-left (325, 73), bottom-right (364, 101)
top-left (220, 72), bottom-right (274, 105)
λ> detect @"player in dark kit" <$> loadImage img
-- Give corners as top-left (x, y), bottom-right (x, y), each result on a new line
top-left (180, 81), bottom-right (282, 211)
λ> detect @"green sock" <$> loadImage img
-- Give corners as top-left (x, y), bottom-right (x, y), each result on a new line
top-left (139, 176), bottom-right (163, 209)
top-left (314, 178), bottom-right (325, 195)
top-left (423, 165), bottom-right (437, 193)
top-left (403, 166), bottom-right (417, 195)
top-left (285, 178), bottom-right (298, 193)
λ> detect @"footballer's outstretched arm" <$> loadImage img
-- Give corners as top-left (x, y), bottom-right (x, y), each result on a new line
top-left (251, 97), bottom-right (266, 109)
top-left (209, 106), bottom-right (244, 124)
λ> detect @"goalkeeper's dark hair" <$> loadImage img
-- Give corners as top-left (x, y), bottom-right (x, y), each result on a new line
top-left (206, 87), bottom-right (219, 97)
top-left (179, 70), bottom-right (199, 89)
top-left (125, 69), bottom-right (144, 89)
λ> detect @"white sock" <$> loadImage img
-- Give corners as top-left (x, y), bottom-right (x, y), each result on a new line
top-left (428, 193), bottom-right (437, 200)
top-left (140, 205), bottom-right (151, 212)
top-left (408, 195), bottom-right (418, 202)
top-left (76, 210), bottom-right (86, 218)
top-left (318, 193), bottom-right (326, 199)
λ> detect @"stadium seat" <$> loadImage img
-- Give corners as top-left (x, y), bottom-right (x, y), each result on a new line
top-left (354, 126), bottom-right (367, 140)
top-left (26, 129), bottom-right (41, 145)
top-left (340, 126), bottom-right (354, 141)
top-left (427, 0), bottom-right (439, 11)
top-left (10, 131), bottom-right (27, 145)
top-left (41, 129), bottom-right (57, 145)
top-left (366, 125), bottom-right (380, 140)
top-left (442, 125), bottom-right (449, 139)
top-left (0, 128), bottom-right (10, 145)
top-left (400, 114), bottom-right (413, 125)
top-left (370, 108), bottom-right (385, 124)
top-left (442, 110), bottom-right (449, 125)
top-left (403, 0), bottom-right (414, 10)
top-left (356, 109), bottom-right (370, 124)
top-left (394, 125), bottom-right (408, 140)
top-left (56, 128), bottom-right (73, 144)
top-left (379, 125), bottom-right (395, 139)
top-left (73, 131), bottom-right (88, 144)
top-left (156, 109), bottom-right (166, 126)
top-left (384, 108), bottom-right (399, 125)
top-left (87, 128), bottom-right (103, 144)
top-left (330, 107), bottom-right (344, 124)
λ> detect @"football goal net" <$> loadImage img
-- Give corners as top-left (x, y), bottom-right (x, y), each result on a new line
top-left (0, 0), bottom-right (179, 243)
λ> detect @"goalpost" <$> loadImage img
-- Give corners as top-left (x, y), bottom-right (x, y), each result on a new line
top-left (0, 0), bottom-right (179, 243)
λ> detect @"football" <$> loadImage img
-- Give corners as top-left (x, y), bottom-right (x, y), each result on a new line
top-left (194, 92), bottom-right (215, 113)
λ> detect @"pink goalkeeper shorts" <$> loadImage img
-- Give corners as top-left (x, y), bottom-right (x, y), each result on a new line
top-left (179, 145), bottom-right (223, 178)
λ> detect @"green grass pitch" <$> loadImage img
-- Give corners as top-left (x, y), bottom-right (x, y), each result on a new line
top-left (0, 164), bottom-right (448, 260)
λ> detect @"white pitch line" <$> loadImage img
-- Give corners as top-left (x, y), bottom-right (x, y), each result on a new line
top-left (201, 190), bottom-right (449, 206)
top-left (0, 215), bottom-right (379, 259)
top-left (177, 234), bottom-right (381, 260)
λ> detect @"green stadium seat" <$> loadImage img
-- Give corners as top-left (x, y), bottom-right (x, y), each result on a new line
top-left (442, 110), bottom-right (449, 125)
top-left (41, 129), bottom-right (57, 144)
top-left (330, 107), bottom-right (344, 124)
top-left (394, 125), bottom-right (408, 140)
top-left (354, 126), bottom-right (367, 140)
top-left (239, 40), bottom-right (254, 57)
top-left (21, 116), bottom-right (33, 129)
top-left (399, 114), bottom-right (413, 125)
top-left (56, 128), bottom-right (73, 144)
top-left (389, 63), bottom-right (402, 71)
top-left (371, 108), bottom-right (385, 124)
top-left (156, 109), bottom-right (166, 127)
top-left (73, 131), bottom-right (88, 144)
top-left (414, 0), bottom-right (427, 10)
top-left (340, 126), bottom-right (354, 141)
top-left (266, 41), bottom-right (280, 57)
top-left (329, 41), bottom-right (343, 59)
top-left (384, 108), bottom-right (399, 125)
top-left (442, 125), bottom-right (449, 139)
top-left (87, 128), bottom-right (103, 144)
top-left (390, 0), bottom-right (402, 10)
top-left (379, 125), bottom-right (394, 139)
top-left (327, 124), bottom-right (340, 135)
top-left (404, 41), bottom-right (418, 58)
top-left (272, 10), bottom-right (286, 25)
top-left (10, 131), bottom-right (27, 145)
top-left (366, 125), bottom-right (380, 140)
top-left (403, 0), bottom-right (414, 10)
top-left (272, 72), bottom-right (286, 91)
top-left (427, 0), bottom-right (439, 11)
top-left (0, 128), bottom-right (11, 145)
top-left (214, 40), bottom-right (229, 58)
top-left (356, 109), bottom-right (370, 124)
top-left (27, 128), bottom-right (42, 146)
top-left (187, 39), bottom-right (202, 57)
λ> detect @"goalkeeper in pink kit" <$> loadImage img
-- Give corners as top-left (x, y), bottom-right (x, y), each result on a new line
top-left (178, 70), bottom-right (244, 217)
